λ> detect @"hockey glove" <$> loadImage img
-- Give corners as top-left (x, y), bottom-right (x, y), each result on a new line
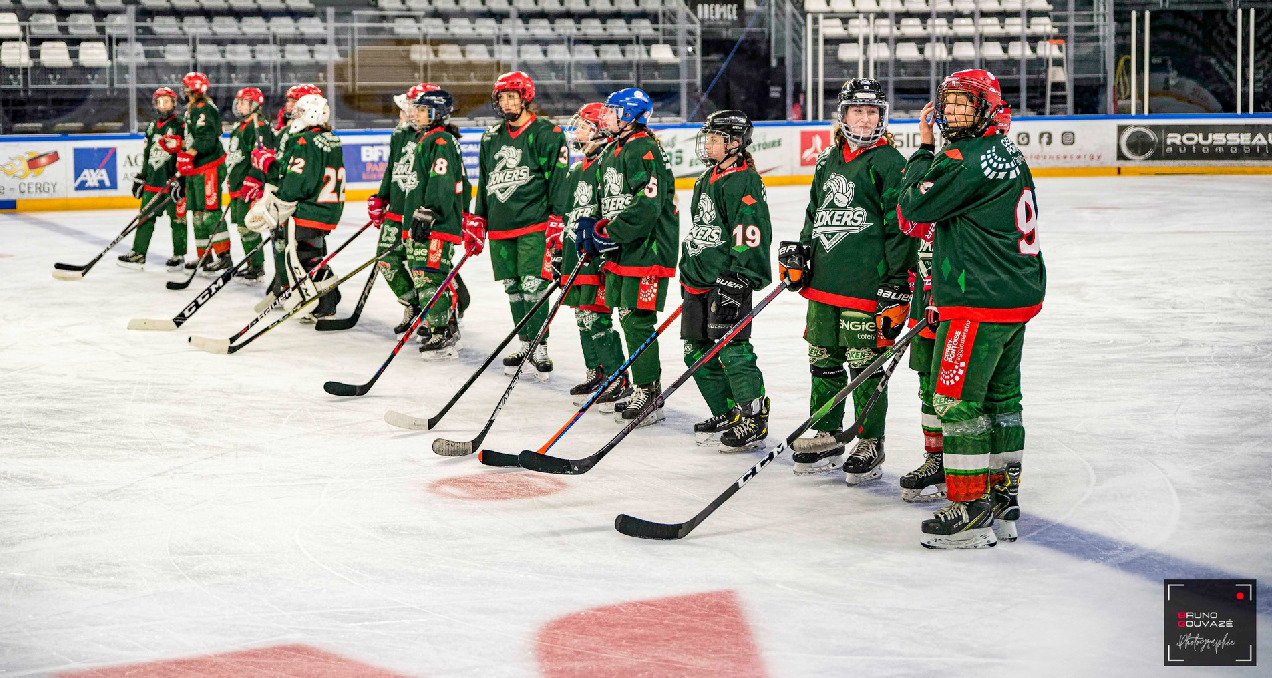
top-left (175, 152), bottom-right (196, 177)
top-left (250, 146), bottom-right (277, 174)
top-left (707, 271), bottom-right (751, 339)
top-left (158, 134), bottom-right (183, 154)
top-left (240, 176), bottom-right (264, 204)
top-left (410, 207), bottom-right (437, 243)
top-left (245, 191), bottom-right (297, 233)
top-left (897, 206), bottom-right (934, 242)
top-left (875, 282), bottom-right (912, 344)
top-left (777, 241), bottom-right (811, 291)
top-left (574, 217), bottom-right (596, 257)
top-left (368, 195), bottom-right (388, 229)
top-left (131, 175), bottom-right (145, 200)
top-left (544, 214), bottom-right (565, 250)
top-left (168, 177), bottom-right (185, 202)
top-left (590, 219), bottom-right (618, 256)
top-left (547, 246), bottom-right (564, 279)
top-left (462, 213), bottom-right (487, 255)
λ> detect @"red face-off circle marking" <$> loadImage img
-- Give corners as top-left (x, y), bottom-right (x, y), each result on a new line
top-left (427, 473), bottom-right (567, 501)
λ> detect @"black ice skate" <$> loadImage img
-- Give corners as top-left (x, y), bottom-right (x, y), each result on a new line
top-left (393, 303), bottom-right (422, 334)
top-left (617, 380), bottom-right (663, 426)
top-left (116, 251), bottom-right (146, 270)
top-left (595, 372), bottom-right (632, 414)
top-left (792, 431), bottom-right (845, 475)
top-left (240, 264), bottom-right (266, 282)
top-left (920, 495), bottom-right (997, 550)
top-left (300, 286), bottom-right (340, 324)
top-left (718, 397), bottom-right (770, 453)
top-left (991, 462), bottom-right (1021, 542)
top-left (502, 341), bottom-right (530, 375)
top-left (419, 319), bottom-right (461, 360)
top-left (527, 343), bottom-right (552, 382)
top-left (570, 367), bottom-right (606, 406)
top-left (693, 411), bottom-right (733, 446)
top-left (202, 252), bottom-right (232, 274)
top-left (900, 452), bottom-right (946, 503)
top-left (842, 437), bottom-right (885, 486)
top-left (164, 255), bottom-right (185, 270)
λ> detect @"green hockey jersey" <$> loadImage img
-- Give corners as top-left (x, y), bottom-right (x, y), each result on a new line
top-left (680, 160), bottom-right (772, 291)
top-left (181, 98), bottom-right (225, 171)
top-left (594, 130), bottom-right (679, 279)
top-left (374, 124), bottom-right (416, 221)
top-left (401, 126), bottom-right (466, 243)
top-left (275, 127), bottom-right (345, 231)
top-left (897, 134), bottom-right (1046, 322)
top-left (559, 155), bottom-right (605, 288)
top-left (138, 114), bottom-right (183, 188)
top-left (800, 140), bottom-right (914, 312)
top-left (473, 115), bottom-right (570, 237)
top-left (226, 116), bottom-right (275, 193)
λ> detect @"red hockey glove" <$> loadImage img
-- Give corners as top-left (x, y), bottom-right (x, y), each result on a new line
top-left (240, 176), bottom-right (264, 204)
top-left (175, 152), bottom-right (196, 176)
top-left (158, 134), bottom-right (183, 154)
top-left (544, 214), bottom-right (565, 250)
top-left (250, 146), bottom-right (277, 174)
top-left (462, 213), bottom-right (487, 256)
top-left (897, 206), bottom-right (933, 242)
top-left (368, 195), bottom-right (388, 229)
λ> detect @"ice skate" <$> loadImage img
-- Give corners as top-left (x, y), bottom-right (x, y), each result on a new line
top-left (502, 340), bottom-right (529, 376)
top-left (528, 343), bottom-right (552, 382)
top-left (693, 411), bottom-right (733, 446)
top-left (239, 264), bottom-right (266, 283)
top-left (116, 251), bottom-right (146, 270)
top-left (900, 452), bottom-right (946, 503)
top-left (164, 255), bottom-right (185, 270)
top-left (920, 495), bottom-right (997, 550)
top-left (842, 438), bottom-right (884, 486)
top-left (202, 252), bottom-right (232, 274)
top-left (393, 303), bottom-right (421, 334)
top-left (718, 397), bottom-right (769, 453)
top-left (570, 367), bottom-right (605, 406)
top-left (418, 320), bottom-right (460, 360)
top-left (991, 462), bottom-right (1021, 542)
top-left (595, 372), bottom-right (632, 414)
top-left (617, 380), bottom-right (663, 426)
top-left (791, 431), bottom-right (844, 475)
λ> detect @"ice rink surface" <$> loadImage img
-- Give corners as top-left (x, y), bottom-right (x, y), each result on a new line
top-left (1, 176), bottom-right (1270, 676)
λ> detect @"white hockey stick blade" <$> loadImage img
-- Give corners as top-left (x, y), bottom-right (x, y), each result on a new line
top-left (127, 318), bottom-right (178, 331)
top-left (253, 294), bottom-right (276, 314)
top-left (384, 410), bottom-right (432, 431)
top-left (51, 269), bottom-right (85, 281)
top-left (188, 335), bottom-right (232, 354)
top-left (431, 438), bottom-right (474, 457)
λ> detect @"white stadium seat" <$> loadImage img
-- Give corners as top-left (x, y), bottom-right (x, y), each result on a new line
top-left (650, 43), bottom-right (676, 62)
top-left (0, 13), bottom-right (19, 40)
top-left (1007, 40), bottom-right (1033, 58)
top-left (836, 42), bottom-right (861, 62)
top-left (924, 41), bottom-right (949, 60)
top-left (981, 40), bottom-right (1007, 59)
top-left (223, 42), bottom-right (251, 62)
top-left (253, 43), bottom-right (280, 62)
top-left (283, 43), bottom-right (312, 62)
top-left (895, 42), bottom-right (922, 61)
top-left (39, 41), bottom-right (73, 68)
top-left (79, 41), bottom-right (111, 67)
top-left (30, 14), bottom-right (61, 37)
top-left (408, 43), bottom-right (431, 63)
top-left (195, 42), bottom-right (223, 65)
top-left (519, 43), bottom-right (547, 62)
top-left (951, 40), bottom-right (976, 59)
top-left (68, 14), bottom-right (98, 36)
top-left (1, 40), bottom-right (32, 67)
top-left (436, 43), bottom-right (464, 62)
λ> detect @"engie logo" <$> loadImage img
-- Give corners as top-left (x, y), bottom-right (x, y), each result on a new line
top-left (73, 147), bottom-right (117, 191)
top-left (800, 130), bottom-right (831, 166)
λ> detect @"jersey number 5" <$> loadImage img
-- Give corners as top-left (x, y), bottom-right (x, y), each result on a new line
top-left (1015, 187), bottom-right (1040, 256)
top-left (318, 167), bottom-right (346, 204)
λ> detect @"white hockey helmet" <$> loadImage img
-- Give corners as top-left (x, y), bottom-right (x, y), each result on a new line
top-left (290, 93), bottom-right (330, 133)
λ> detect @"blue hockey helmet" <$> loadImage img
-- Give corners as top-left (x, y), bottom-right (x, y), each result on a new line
top-left (603, 87), bottom-right (652, 128)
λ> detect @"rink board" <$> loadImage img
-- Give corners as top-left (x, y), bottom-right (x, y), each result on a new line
top-left (1, 113), bottom-right (1270, 211)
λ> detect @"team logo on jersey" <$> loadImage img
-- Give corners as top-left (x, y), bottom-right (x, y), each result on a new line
top-left (487, 145), bottom-right (531, 202)
top-left (573, 179), bottom-right (594, 208)
top-left (391, 140), bottom-right (419, 193)
top-left (682, 193), bottom-right (724, 257)
top-left (980, 138), bottom-right (1023, 180)
top-left (600, 167), bottom-right (631, 217)
top-left (566, 180), bottom-right (596, 240)
top-left (226, 137), bottom-right (245, 173)
top-left (811, 174), bottom-right (870, 250)
top-left (149, 137), bottom-right (172, 170)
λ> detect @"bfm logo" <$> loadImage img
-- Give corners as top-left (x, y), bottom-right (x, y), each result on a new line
top-left (73, 147), bottom-right (117, 191)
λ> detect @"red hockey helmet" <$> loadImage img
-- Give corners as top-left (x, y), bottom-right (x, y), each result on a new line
top-left (286, 83), bottom-right (323, 101)
top-left (235, 86), bottom-right (264, 105)
top-left (993, 104), bottom-right (1012, 134)
top-left (152, 87), bottom-right (177, 115)
top-left (181, 71), bottom-right (209, 96)
top-left (566, 101), bottom-right (606, 153)
top-left (492, 71), bottom-right (535, 104)
top-left (935, 69), bottom-right (1003, 141)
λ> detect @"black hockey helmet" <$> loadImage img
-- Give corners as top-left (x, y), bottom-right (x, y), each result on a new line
top-left (695, 109), bottom-right (753, 166)
top-left (413, 88), bottom-right (454, 127)
top-left (836, 78), bottom-right (889, 146)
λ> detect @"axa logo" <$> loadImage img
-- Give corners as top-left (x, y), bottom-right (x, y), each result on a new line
top-left (73, 147), bottom-right (117, 191)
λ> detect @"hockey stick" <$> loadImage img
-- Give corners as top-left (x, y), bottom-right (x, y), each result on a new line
top-left (165, 205), bottom-right (231, 290)
top-left (614, 321), bottom-right (925, 540)
top-left (315, 264), bottom-right (377, 331)
top-left (188, 241), bottom-right (405, 354)
top-left (128, 235), bottom-right (274, 331)
top-left (52, 177), bottom-right (180, 280)
top-left (383, 275), bottom-right (565, 431)
top-left (189, 221), bottom-right (372, 348)
top-left (322, 252), bottom-right (473, 397)
top-left (478, 304), bottom-right (684, 468)
top-left (517, 282), bottom-right (791, 475)
top-left (431, 256), bottom-right (589, 457)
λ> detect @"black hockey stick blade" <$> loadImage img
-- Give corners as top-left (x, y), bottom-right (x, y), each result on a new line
top-left (53, 262), bottom-right (88, 271)
top-left (516, 449), bottom-right (580, 474)
top-left (477, 449), bottom-right (523, 467)
top-left (323, 380), bottom-right (370, 397)
top-left (315, 266), bottom-right (376, 331)
top-left (613, 514), bottom-right (686, 540)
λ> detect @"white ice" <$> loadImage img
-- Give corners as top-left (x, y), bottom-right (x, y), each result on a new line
top-left (1, 177), bottom-right (1270, 677)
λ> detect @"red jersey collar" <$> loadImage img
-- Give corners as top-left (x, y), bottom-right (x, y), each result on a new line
top-left (506, 113), bottom-right (536, 139)
top-left (612, 130), bottom-right (648, 156)
top-left (841, 136), bottom-right (888, 163)
top-left (709, 159), bottom-right (748, 183)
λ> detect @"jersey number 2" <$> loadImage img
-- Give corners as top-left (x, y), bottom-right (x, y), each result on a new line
top-left (1015, 188), bottom-right (1040, 256)
top-left (318, 167), bottom-right (346, 204)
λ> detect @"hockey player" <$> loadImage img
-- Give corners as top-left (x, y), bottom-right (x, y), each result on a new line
top-left (244, 93), bottom-right (345, 321)
top-left (576, 87), bottom-right (678, 426)
top-left (370, 83), bottom-right (435, 335)
top-left (467, 71), bottom-right (570, 379)
top-left (225, 87), bottom-right (275, 281)
top-left (778, 78), bottom-right (914, 482)
top-left (118, 87), bottom-right (186, 270)
top-left (400, 87), bottom-right (468, 358)
top-left (175, 72), bottom-right (231, 273)
top-left (897, 69), bottom-right (1045, 549)
top-left (897, 102), bottom-right (1012, 504)
top-left (680, 110), bottom-right (772, 452)
top-left (559, 102), bottom-right (630, 409)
